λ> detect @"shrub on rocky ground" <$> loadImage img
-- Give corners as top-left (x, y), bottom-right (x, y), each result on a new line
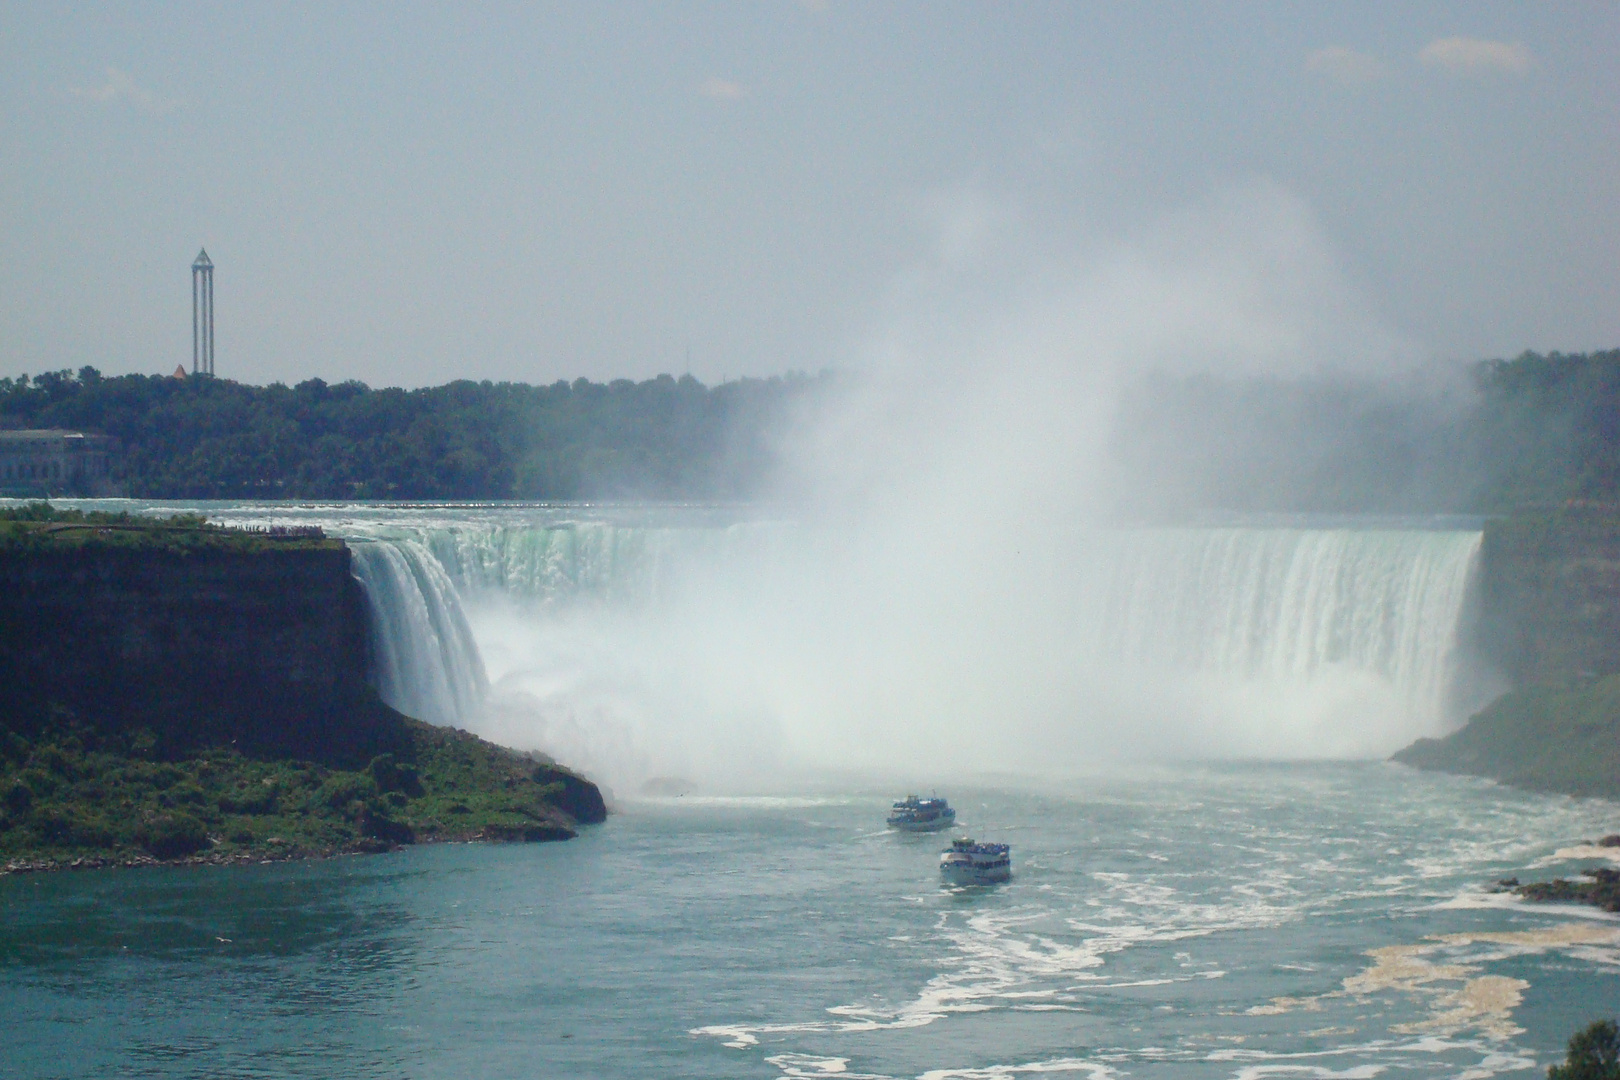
top-left (0, 713), bottom-right (600, 868)
top-left (134, 813), bottom-right (209, 859)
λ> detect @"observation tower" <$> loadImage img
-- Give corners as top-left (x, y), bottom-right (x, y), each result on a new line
top-left (191, 249), bottom-right (214, 376)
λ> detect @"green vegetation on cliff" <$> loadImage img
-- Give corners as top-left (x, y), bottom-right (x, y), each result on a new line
top-left (0, 502), bottom-right (338, 554)
top-left (1393, 676), bottom-right (1620, 798)
top-left (0, 709), bottom-right (605, 872)
top-left (1473, 350), bottom-right (1620, 512)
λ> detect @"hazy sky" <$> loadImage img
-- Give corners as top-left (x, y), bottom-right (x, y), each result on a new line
top-left (2, 2), bottom-right (1615, 388)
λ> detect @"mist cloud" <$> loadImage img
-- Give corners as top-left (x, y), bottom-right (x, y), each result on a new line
top-left (1306, 47), bottom-right (1387, 85)
top-left (1418, 37), bottom-right (1534, 76)
top-left (736, 179), bottom-right (1431, 772)
top-left (68, 67), bottom-right (178, 114)
top-left (699, 77), bottom-right (747, 101)
top-left (463, 177), bottom-right (1467, 789)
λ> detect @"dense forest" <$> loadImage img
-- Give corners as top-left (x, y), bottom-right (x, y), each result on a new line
top-left (1109, 348), bottom-right (1620, 517)
top-left (0, 369), bottom-right (831, 500)
top-left (1, 348), bottom-right (1616, 510)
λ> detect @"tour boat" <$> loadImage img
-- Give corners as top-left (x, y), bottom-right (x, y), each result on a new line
top-left (886, 794), bottom-right (957, 832)
top-left (939, 837), bottom-right (1011, 885)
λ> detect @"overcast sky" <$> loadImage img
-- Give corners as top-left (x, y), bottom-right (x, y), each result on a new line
top-left (1, 2), bottom-right (1615, 388)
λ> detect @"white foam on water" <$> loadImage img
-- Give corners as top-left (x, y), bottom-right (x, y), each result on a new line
top-left (1528, 844), bottom-right (1620, 869)
top-left (689, 768), bottom-right (1620, 1076)
top-left (1226, 1067), bottom-right (1385, 1079)
top-left (1427, 890), bottom-right (1531, 913)
top-left (694, 889), bottom-right (1277, 1055)
top-left (757, 1056), bottom-right (1122, 1080)
top-left (766, 1053), bottom-right (891, 1079)
top-left (1205, 1037), bottom-right (1538, 1080)
top-left (917, 1061), bottom-right (1118, 1079)
top-left (1249, 923), bottom-right (1620, 1040)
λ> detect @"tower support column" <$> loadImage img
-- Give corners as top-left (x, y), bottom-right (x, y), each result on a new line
top-left (191, 249), bottom-right (214, 376)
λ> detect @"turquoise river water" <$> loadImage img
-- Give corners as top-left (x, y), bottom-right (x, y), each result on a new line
top-left (4, 764), bottom-right (1619, 1079)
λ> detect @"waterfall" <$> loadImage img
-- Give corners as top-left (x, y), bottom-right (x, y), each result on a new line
top-left (1076, 527), bottom-right (1482, 730)
top-left (317, 509), bottom-right (1484, 767)
top-left (422, 523), bottom-right (667, 603)
top-left (349, 538), bottom-right (489, 725)
top-left (411, 520), bottom-right (788, 606)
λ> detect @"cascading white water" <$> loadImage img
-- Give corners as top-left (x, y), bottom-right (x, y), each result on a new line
top-left (1074, 527), bottom-right (1483, 729)
top-left (415, 520), bottom-right (789, 606)
top-left (330, 514), bottom-right (1484, 772)
top-left (348, 538), bottom-right (489, 726)
top-left (236, 499), bottom-right (1488, 782)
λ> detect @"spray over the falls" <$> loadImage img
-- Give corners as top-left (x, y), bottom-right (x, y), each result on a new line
top-left (321, 183), bottom-right (1479, 792)
top-left (341, 513), bottom-right (1485, 792)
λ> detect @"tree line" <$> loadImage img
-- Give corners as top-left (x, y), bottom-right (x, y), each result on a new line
top-left (1108, 348), bottom-right (1620, 516)
top-left (3, 348), bottom-right (1618, 510)
top-left (0, 369), bottom-right (831, 501)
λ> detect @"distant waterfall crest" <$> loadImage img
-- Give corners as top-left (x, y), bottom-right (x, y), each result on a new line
top-left (1077, 527), bottom-right (1482, 726)
top-left (349, 539), bottom-right (488, 725)
top-left (414, 521), bottom-right (787, 605)
top-left (423, 523), bottom-right (664, 603)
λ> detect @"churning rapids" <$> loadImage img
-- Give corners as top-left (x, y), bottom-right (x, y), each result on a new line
top-left (4, 501), bottom-right (1616, 1080)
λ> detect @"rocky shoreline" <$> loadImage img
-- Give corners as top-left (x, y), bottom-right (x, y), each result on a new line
top-left (1492, 834), bottom-right (1620, 914)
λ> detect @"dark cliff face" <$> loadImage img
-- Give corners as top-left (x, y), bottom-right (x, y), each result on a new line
top-left (531, 764), bottom-right (608, 825)
top-left (1475, 508), bottom-right (1620, 686)
top-left (0, 545), bottom-right (404, 763)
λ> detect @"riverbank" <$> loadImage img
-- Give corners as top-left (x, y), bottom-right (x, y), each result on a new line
top-left (0, 712), bottom-right (605, 875)
top-left (1393, 676), bottom-right (1620, 799)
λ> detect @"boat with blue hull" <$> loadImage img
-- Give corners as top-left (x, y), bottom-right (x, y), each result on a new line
top-left (887, 795), bottom-right (956, 832)
top-left (940, 837), bottom-right (1011, 885)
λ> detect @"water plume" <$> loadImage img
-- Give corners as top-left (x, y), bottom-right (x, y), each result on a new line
top-left (348, 181), bottom-right (1487, 793)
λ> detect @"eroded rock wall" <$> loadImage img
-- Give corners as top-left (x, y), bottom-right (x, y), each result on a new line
top-left (0, 545), bottom-right (404, 762)
top-left (1476, 507), bottom-right (1620, 687)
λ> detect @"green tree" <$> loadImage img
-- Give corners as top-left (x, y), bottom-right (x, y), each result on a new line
top-left (1550, 1020), bottom-right (1620, 1080)
top-left (0, 366), bottom-right (836, 501)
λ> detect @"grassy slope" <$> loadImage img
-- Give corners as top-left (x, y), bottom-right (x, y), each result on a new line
top-left (1393, 676), bottom-right (1620, 798)
top-left (0, 502), bottom-right (338, 554)
top-left (0, 713), bottom-right (602, 872)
